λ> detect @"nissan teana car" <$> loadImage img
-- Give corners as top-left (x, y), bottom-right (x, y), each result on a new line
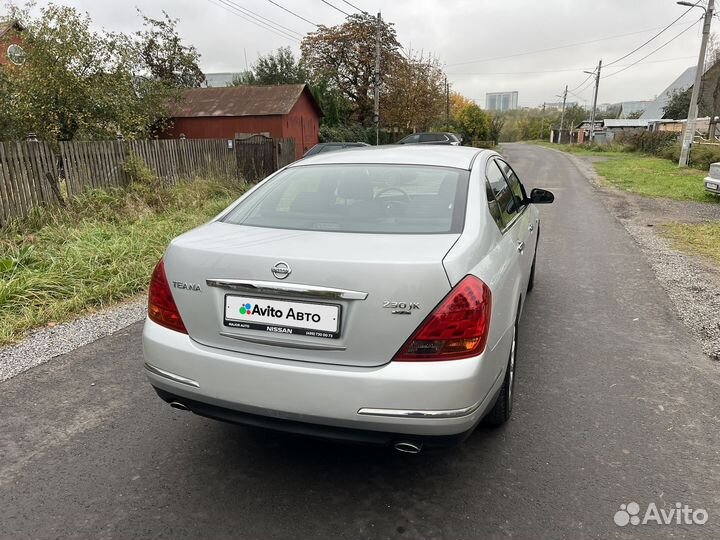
top-left (143, 146), bottom-right (554, 452)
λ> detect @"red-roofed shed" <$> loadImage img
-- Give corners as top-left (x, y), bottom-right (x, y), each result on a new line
top-left (163, 84), bottom-right (323, 159)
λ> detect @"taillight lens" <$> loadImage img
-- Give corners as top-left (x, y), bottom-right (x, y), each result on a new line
top-left (148, 258), bottom-right (188, 334)
top-left (393, 275), bottom-right (492, 361)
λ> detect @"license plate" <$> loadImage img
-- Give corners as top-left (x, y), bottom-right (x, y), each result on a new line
top-left (706, 182), bottom-right (718, 190)
top-left (224, 295), bottom-right (341, 339)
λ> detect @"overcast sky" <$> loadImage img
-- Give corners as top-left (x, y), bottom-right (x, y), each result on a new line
top-left (26, 0), bottom-right (711, 107)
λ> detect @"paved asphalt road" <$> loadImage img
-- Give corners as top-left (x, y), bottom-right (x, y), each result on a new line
top-left (2, 143), bottom-right (720, 540)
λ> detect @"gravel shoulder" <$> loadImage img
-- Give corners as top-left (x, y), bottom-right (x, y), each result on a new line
top-left (0, 296), bottom-right (146, 382)
top-left (554, 148), bottom-right (720, 360)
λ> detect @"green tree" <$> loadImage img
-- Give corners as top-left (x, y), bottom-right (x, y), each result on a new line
top-left (135, 11), bottom-right (205, 88)
top-left (0, 3), bottom-right (204, 141)
top-left (489, 114), bottom-right (505, 144)
top-left (301, 13), bottom-right (402, 125)
top-left (229, 71), bottom-right (257, 86)
top-left (381, 52), bottom-right (446, 132)
top-left (562, 105), bottom-right (587, 130)
top-left (455, 103), bottom-right (490, 142)
top-left (663, 88), bottom-right (692, 119)
top-left (310, 78), bottom-right (352, 127)
top-left (229, 47), bottom-right (309, 86)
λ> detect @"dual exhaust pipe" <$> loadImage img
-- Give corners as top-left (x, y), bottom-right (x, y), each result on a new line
top-left (169, 401), bottom-right (189, 411)
top-left (168, 401), bottom-right (423, 453)
top-left (393, 440), bottom-right (423, 454)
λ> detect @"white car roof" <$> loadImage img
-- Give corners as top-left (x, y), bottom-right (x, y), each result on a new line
top-left (292, 145), bottom-right (490, 170)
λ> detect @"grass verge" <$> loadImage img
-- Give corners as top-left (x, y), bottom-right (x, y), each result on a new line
top-left (530, 140), bottom-right (718, 203)
top-left (661, 222), bottom-right (720, 267)
top-left (593, 155), bottom-right (716, 203)
top-left (0, 178), bottom-right (248, 345)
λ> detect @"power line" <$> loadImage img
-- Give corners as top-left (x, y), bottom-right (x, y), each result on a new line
top-left (568, 71), bottom-right (595, 93)
top-left (604, 3), bottom-right (695, 67)
top-left (266, 0), bottom-right (319, 27)
top-left (222, 0), bottom-right (304, 37)
top-left (446, 55), bottom-right (696, 77)
top-left (341, 0), bottom-right (366, 13)
top-left (446, 26), bottom-right (670, 67)
top-left (319, 0), bottom-right (350, 16)
top-left (603, 19), bottom-right (701, 79)
top-left (207, 0), bottom-right (301, 41)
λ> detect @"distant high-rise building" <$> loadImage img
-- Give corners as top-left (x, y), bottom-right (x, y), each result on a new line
top-left (485, 91), bottom-right (519, 111)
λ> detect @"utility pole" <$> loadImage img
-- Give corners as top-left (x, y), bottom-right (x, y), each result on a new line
top-left (540, 102), bottom-right (546, 141)
top-left (679, 0), bottom-right (714, 167)
top-left (445, 76), bottom-right (450, 131)
top-left (559, 85), bottom-right (568, 138)
top-left (374, 12), bottom-right (381, 146)
top-left (589, 59), bottom-right (602, 142)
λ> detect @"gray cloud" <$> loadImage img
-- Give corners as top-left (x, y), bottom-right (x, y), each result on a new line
top-left (37, 0), bottom-right (708, 107)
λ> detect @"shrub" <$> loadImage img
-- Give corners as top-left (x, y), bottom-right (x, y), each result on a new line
top-left (656, 142), bottom-right (720, 170)
top-left (319, 125), bottom-right (410, 145)
top-left (688, 144), bottom-right (720, 171)
top-left (615, 131), bottom-right (676, 154)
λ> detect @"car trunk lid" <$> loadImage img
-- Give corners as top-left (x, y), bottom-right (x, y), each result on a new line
top-left (164, 222), bottom-right (458, 367)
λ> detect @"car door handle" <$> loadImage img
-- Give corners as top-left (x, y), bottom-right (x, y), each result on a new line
top-left (517, 241), bottom-right (525, 253)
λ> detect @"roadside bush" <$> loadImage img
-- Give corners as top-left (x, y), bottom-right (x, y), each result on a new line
top-left (319, 124), bottom-right (410, 145)
top-left (658, 143), bottom-right (681, 162)
top-left (688, 144), bottom-right (720, 171)
top-left (653, 142), bottom-right (720, 170)
top-left (122, 153), bottom-right (167, 210)
top-left (586, 142), bottom-right (626, 153)
top-left (123, 153), bottom-right (157, 186)
top-left (615, 131), bottom-right (675, 154)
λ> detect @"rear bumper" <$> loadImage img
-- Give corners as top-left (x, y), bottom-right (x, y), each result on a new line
top-left (142, 318), bottom-right (506, 439)
top-left (152, 387), bottom-right (475, 448)
top-left (705, 176), bottom-right (720, 195)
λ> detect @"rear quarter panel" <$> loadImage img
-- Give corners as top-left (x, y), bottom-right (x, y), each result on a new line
top-left (442, 154), bottom-right (524, 380)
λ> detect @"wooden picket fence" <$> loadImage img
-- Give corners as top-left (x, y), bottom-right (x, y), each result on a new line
top-left (0, 137), bottom-right (294, 224)
top-left (0, 141), bottom-right (61, 222)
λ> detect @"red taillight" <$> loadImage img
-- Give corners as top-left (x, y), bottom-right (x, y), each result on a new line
top-left (148, 258), bottom-right (188, 334)
top-left (393, 275), bottom-right (492, 361)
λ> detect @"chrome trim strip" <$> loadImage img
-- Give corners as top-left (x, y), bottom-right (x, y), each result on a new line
top-left (357, 400), bottom-right (482, 419)
top-left (206, 279), bottom-right (368, 300)
top-left (219, 332), bottom-right (347, 351)
top-left (144, 362), bottom-right (200, 388)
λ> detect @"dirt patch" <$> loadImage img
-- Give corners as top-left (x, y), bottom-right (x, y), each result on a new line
top-left (564, 151), bottom-right (720, 361)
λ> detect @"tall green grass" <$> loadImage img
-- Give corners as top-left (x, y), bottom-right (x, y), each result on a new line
top-left (0, 178), bottom-right (247, 345)
top-left (530, 141), bottom-right (718, 203)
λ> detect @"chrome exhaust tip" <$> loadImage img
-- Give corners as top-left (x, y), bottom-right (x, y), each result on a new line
top-left (169, 401), bottom-right (189, 411)
top-left (394, 441), bottom-right (423, 454)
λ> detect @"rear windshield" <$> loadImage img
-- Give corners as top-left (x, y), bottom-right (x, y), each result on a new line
top-left (222, 164), bottom-right (469, 234)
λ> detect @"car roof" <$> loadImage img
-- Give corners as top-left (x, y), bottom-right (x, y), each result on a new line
top-left (292, 145), bottom-right (489, 170)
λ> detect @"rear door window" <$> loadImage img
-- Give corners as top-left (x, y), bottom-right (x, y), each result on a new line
top-left (223, 164), bottom-right (469, 234)
top-left (497, 160), bottom-right (527, 207)
top-left (486, 159), bottom-right (517, 226)
top-left (420, 133), bottom-right (448, 143)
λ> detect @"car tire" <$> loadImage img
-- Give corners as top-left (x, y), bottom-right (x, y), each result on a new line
top-left (483, 319), bottom-right (518, 427)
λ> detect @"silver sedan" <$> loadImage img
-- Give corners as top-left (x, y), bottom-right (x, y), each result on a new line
top-left (142, 145), bottom-right (554, 452)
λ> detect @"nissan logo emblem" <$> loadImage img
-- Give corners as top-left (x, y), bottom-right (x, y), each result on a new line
top-left (271, 261), bottom-right (292, 280)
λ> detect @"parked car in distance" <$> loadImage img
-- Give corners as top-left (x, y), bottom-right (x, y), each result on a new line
top-left (303, 141), bottom-right (370, 157)
top-left (705, 162), bottom-right (720, 195)
top-left (397, 132), bottom-right (462, 145)
top-left (143, 145), bottom-right (554, 453)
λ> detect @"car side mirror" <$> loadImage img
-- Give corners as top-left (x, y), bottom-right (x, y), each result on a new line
top-left (529, 188), bottom-right (554, 204)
